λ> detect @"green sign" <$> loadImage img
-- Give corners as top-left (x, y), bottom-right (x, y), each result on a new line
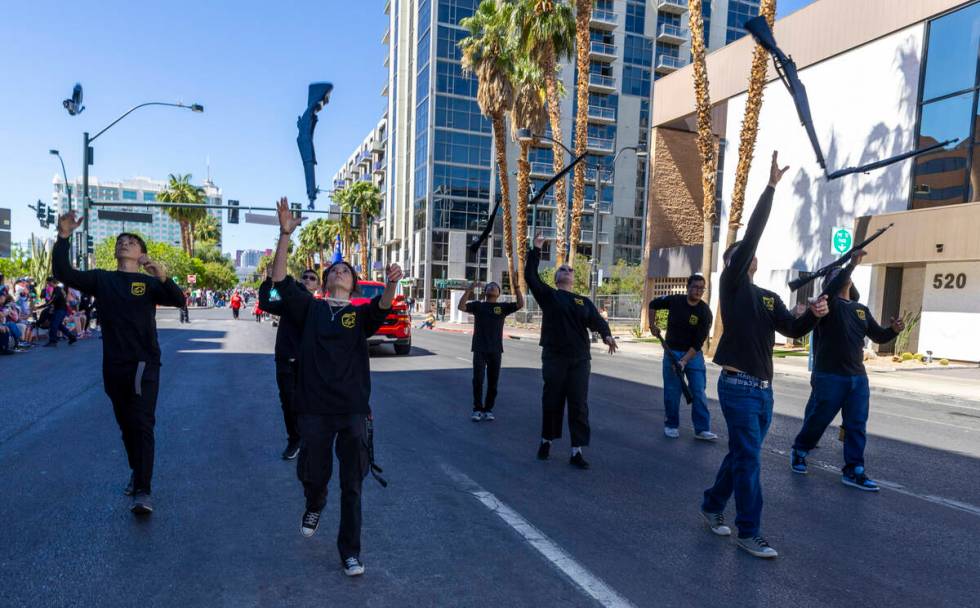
top-left (831, 226), bottom-right (853, 255)
top-left (434, 278), bottom-right (470, 290)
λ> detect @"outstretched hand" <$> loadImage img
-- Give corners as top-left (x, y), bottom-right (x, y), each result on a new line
top-left (385, 263), bottom-right (404, 285)
top-left (533, 232), bottom-right (544, 249)
top-left (276, 197), bottom-right (304, 235)
top-left (58, 211), bottom-right (83, 238)
top-left (604, 335), bottom-right (618, 355)
top-left (768, 151), bottom-right (790, 187)
top-left (889, 315), bottom-right (906, 332)
top-left (650, 324), bottom-right (662, 339)
top-left (809, 295), bottom-right (829, 318)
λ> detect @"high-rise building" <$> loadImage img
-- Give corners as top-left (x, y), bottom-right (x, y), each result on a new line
top-left (366, 0), bottom-right (758, 307)
top-left (51, 176), bottom-right (223, 250)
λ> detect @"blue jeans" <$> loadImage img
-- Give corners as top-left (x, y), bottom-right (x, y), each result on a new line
top-left (662, 351), bottom-right (710, 433)
top-left (48, 309), bottom-right (69, 344)
top-left (702, 376), bottom-right (774, 538)
top-left (793, 372), bottom-right (870, 469)
top-left (4, 321), bottom-right (21, 341)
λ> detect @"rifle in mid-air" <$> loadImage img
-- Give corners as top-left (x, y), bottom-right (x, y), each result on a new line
top-left (788, 223), bottom-right (894, 292)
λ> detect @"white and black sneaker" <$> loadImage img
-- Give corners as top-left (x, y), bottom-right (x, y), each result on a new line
top-left (736, 535), bottom-right (778, 559)
top-left (471, 411), bottom-right (483, 422)
top-left (301, 510), bottom-right (321, 537)
top-left (700, 510), bottom-right (731, 536)
top-left (343, 556), bottom-right (365, 577)
top-left (483, 411), bottom-right (495, 421)
top-left (130, 492), bottom-right (153, 515)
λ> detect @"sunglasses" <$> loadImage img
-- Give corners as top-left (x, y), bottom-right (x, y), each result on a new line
top-left (301, 275), bottom-right (318, 281)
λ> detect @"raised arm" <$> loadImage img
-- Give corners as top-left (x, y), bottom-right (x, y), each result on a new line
top-left (272, 197), bottom-right (304, 283)
top-left (53, 212), bottom-right (98, 294)
top-left (865, 308), bottom-right (902, 344)
top-left (721, 152), bottom-right (789, 288)
top-left (820, 250), bottom-right (864, 307)
top-left (258, 275), bottom-right (285, 316)
top-left (379, 264), bottom-right (403, 311)
top-left (525, 233), bottom-right (554, 304)
top-left (457, 282), bottom-right (476, 312)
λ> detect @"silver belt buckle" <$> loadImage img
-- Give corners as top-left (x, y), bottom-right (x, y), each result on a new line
top-left (759, 380), bottom-right (770, 389)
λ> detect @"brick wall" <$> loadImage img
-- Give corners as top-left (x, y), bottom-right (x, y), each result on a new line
top-left (647, 127), bottom-right (712, 250)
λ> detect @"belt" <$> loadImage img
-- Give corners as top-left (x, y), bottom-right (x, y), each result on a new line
top-left (721, 370), bottom-right (770, 390)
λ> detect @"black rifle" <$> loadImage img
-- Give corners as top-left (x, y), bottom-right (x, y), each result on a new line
top-left (788, 222), bottom-right (894, 291)
top-left (365, 414), bottom-right (388, 488)
top-left (744, 17), bottom-right (957, 181)
top-left (654, 332), bottom-right (694, 404)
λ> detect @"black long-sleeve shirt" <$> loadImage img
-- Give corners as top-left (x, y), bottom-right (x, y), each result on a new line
top-left (258, 277), bottom-right (306, 362)
top-left (525, 247), bottom-right (611, 359)
top-left (275, 276), bottom-right (388, 415)
top-left (52, 236), bottom-right (185, 366)
top-left (813, 263), bottom-right (897, 376)
top-left (712, 186), bottom-right (819, 382)
top-left (649, 295), bottom-right (712, 352)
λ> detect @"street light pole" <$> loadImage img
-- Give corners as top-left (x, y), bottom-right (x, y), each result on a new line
top-left (76, 101), bottom-right (204, 270)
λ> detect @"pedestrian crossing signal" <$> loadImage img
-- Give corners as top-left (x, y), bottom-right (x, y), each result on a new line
top-left (228, 199), bottom-right (239, 224)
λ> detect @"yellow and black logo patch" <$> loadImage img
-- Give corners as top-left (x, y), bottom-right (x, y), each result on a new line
top-left (689, 314), bottom-right (699, 326)
top-left (341, 312), bottom-right (357, 329)
top-left (493, 306), bottom-right (502, 315)
top-left (574, 297), bottom-right (584, 306)
top-left (856, 309), bottom-right (866, 321)
top-left (761, 296), bottom-right (774, 311)
top-left (131, 282), bottom-right (146, 296)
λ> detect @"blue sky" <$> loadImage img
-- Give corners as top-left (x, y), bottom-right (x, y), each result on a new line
top-left (1, 0), bottom-right (816, 255)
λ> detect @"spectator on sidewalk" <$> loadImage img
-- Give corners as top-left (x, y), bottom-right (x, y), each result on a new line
top-left (43, 281), bottom-right (76, 347)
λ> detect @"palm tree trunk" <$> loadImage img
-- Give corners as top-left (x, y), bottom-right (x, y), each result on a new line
top-left (542, 47), bottom-right (569, 266)
top-left (180, 221), bottom-right (190, 255)
top-left (689, 0), bottom-right (717, 306)
top-left (568, 0), bottom-right (593, 267)
top-left (516, 140), bottom-right (532, 295)
top-left (360, 211), bottom-right (369, 273)
top-left (712, 0), bottom-right (776, 353)
top-left (491, 113), bottom-right (516, 295)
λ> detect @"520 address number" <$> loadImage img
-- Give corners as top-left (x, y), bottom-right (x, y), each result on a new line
top-left (933, 273), bottom-right (967, 289)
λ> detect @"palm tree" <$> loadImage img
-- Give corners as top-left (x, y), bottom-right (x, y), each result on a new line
top-left (512, 0), bottom-right (575, 264)
top-left (158, 173), bottom-right (206, 256)
top-left (330, 187), bottom-right (358, 260)
top-left (298, 222), bottom-right (319, 270)
top-left (342, 181), bottom-right (383, 272)
top-left (689, 0), bottom-right (717, 301)
top-left (510, 56), bottom-right (549, 293)
top-left (567, 0), bottom-right (593, 265)
top-left (194, 213), bottom-right (221, 245)
top-left (320, 219), bottom-right (342, 265)
top-left (460, 0), bottom-right (518, 293)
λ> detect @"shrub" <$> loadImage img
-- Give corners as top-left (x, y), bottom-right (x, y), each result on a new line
top-left (900, 352), bottom-right (914, 361)
top-left (940, 359), bottom-right (950, 366)
top-left (913, 353), bottom-right (925, 361)
top-left (630, 325), bottom-right (644, 339)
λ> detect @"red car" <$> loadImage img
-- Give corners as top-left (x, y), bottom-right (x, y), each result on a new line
top-left (351, 280), bottom-right (412, 355)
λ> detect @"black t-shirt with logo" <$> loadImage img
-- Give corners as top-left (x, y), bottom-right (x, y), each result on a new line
top-left (712, 186), bottom-right (818, 382)
top-left (524, 247), bottom-right (612, 360)
top-left (648, 294), bottom-right (713, 352)
top-left (276, 276), bottom-right (388, 415)
top-left (52, 236), bottom-right (185, 367)
top-left (465, 300), bottom-right (519, 353)
top-left (259, 276), bottom-right (306, 362)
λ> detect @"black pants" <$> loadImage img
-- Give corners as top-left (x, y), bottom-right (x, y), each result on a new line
top-left (541, 353), bottom-right (591, 447)
top-left (104, 362), bottom-right (160, 494)
top-left (275, 359), bottom-right (300, 442)
top-left (472, 351), bottom-right (502, 412)
top-left (232, 308), bottom-right (240, 319)
top-left (179, 307), bottom-right (189, 323)
top-left (297, 413), bottom-right (369, 560)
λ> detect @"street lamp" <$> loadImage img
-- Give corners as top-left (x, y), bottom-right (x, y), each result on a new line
top-left (516, 128), bottom-right (574, 254)
top-left (588, 145), bottom-right (646, 340)
top-left (49, 150), bottom-right (72, 211)
top-left (69, 100), bottom-right (205, 269)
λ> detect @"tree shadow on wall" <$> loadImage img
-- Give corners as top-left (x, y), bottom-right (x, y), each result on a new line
top-left (789, 35), bottom-right (922, 273)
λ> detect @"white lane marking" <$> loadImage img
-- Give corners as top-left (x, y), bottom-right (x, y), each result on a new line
top-left (871, 410), bottom-right (980, 432)
top-left (456, 357), bottom-right (470, 363)
top-left (767, 448), bottom-right (980, 519)
top-left (442, 464), bottom-right (637, 608)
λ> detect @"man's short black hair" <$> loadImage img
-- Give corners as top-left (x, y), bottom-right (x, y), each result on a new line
top-left (117, 232), bottom-right (148, 254)
top-left (687, 273), bottom-right (706, 287)
top-left (723, 240), bottom-right (742, 266)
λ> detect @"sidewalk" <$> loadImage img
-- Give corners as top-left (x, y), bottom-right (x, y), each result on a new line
top-left (429, 321), bottom-right (980, 404)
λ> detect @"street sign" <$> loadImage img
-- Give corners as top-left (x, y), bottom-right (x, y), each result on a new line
top-left (831, 226), bottom-right (853, 256)
top-left (187, 274), bottom-right (197, 284)
top-left (244, 212), bottom-right (279, 226)
top-left (435, 278), bottom-right (469, 290)
top-left (98, 210), bottom-right (153, 224)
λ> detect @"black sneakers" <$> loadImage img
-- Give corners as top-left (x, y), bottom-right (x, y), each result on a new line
top-left (536, 441), bottom-right (550, 460)
top-left (131, 492), bottom-right (153, 515)
top-left (791, 449), bottom-right (808, 474)
top-left (282, 439), bottom-right (301, 460)
top-left (343, 556), bottom-right (365, 577)
top-left (841, 466), bottom-right (880, 492)
top-left (123, 474), bottom-right (134, 496)
top-left (301, 510), bottom-right (321, 537)
top-left (569, 452), bottom-right (590, 470)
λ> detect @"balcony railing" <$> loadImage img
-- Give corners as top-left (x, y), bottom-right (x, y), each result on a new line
top-left (590, 8), bottom-right (617, 28)
top-left (657, 23), bottom-right (687, 43)
top-left (655, 54), bottom-right (686, 73)
top-left (588, 73), bottom-right (616, 90)
top-left (373, 160), bottom-right (385, 173)
top-left (580, 230), bottom-right (611, 244)
top-left (529, 161), bottom-right (553, 176)
top-left (589, 41), bottom-right (617, 58)
top-left (583, 167), bottom-right (614, 183)
top-left (586, 136), bottom-right (615, 152)
top-left (587, 105), bottom-right (616, 122)
top-left (657, 0), bottom-right (688, 14)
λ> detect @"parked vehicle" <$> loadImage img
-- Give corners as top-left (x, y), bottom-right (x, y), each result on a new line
top-left (352, 281), bottom-right (412, 355)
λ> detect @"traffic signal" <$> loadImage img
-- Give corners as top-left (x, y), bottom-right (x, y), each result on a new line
top-left (296, 82), bottom-right (333, 210)
top-left (290, 202), bottom-right (301, 220)
top-left (46, 208), bottom-right (55, 227)
top-left (228, 199), bottom-right (239, 224)
top-left (35, 200), bottom-right (46, 225)
top-left (86, 235), bottom-right (94, 254)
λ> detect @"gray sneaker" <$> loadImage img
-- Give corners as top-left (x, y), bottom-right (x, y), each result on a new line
top-left (471, 411), bottom-right (483, 422)
top-left (483, 411), bottom-right (495, 421)
top-left (736, 535), bottom-right (778, 558)
top-left (130, 492), bottom-right (153, 515)
top-left (700, 510), bottom-right (731, 536)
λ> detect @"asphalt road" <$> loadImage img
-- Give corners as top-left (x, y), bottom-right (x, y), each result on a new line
top-left (2, 308), bottom-right (979, 608)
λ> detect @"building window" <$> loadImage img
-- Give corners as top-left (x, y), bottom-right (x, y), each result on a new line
top-left (438, 0), bottom-right (479, 26)
top-left (726, 1), bottom-right (760, 44)
top-left (436, 60), bottom-right (479, 97)
top-left (911, 2), bottom-right (980, 209)
top-left (625, 0), bottom-right (645, 34)
top-left (144, 192), bottom-right (156, 202)
top-left (122, 190), bottom-right (138, 200)
top-left (623, 35), bottom-right (653, 67)
top-left (437, 25), bottom-right (466, 61)
top-left (435, 95), bottom-right (491, 133)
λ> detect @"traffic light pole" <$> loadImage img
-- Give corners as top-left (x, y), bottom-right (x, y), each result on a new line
top-left (81, 131), bottom-right (90, 269)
